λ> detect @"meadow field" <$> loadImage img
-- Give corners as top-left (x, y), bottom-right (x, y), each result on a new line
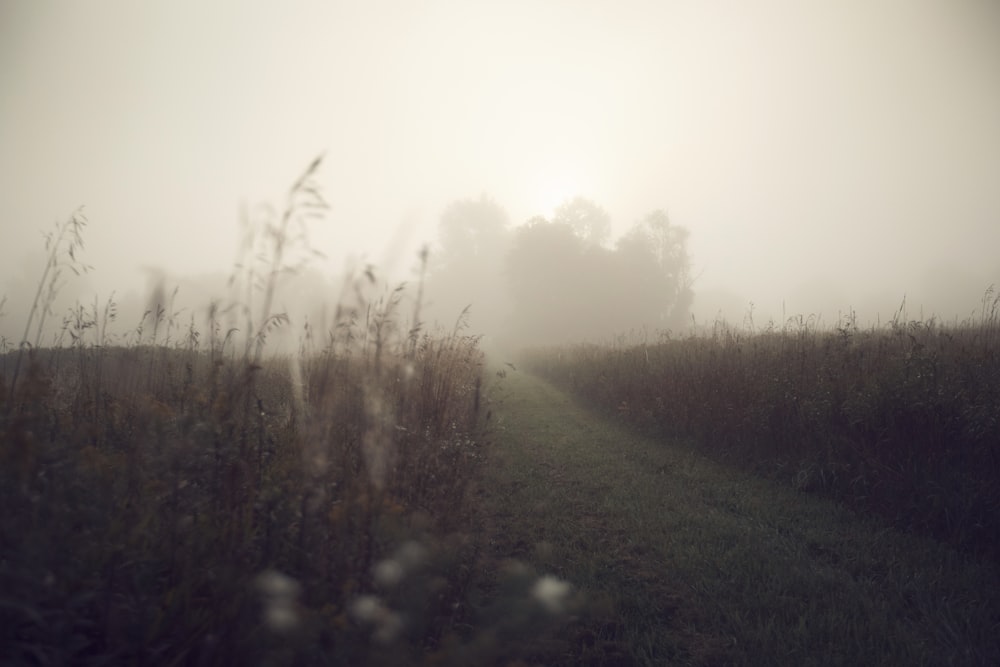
top-left (4, 254), bottom-right (1000, 663)
top-left (0, 169), bottom-right (505, 665)
top-left (3, 164), bottom-right (999, 663)
top-left (0, 291), bottom-right (497, 665)
top-left (520, 299), bottom-right (1000, 561)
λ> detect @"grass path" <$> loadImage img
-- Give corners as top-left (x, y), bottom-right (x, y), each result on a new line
top-left (467, 370), bottom-right (1000, 665)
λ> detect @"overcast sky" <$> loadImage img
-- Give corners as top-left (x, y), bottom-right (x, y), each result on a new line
top-left (2, 0), bottom-right (999, 334)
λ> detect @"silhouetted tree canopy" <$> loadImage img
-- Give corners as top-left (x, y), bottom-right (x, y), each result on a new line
top-left (436, 196), bottom-right (510, 270)
top-left (552, 196), bottom-right (612, 248)
top-left (505, 218), bottom-right (586, 343)
top-left (505, 205), bottom-right (692, 344)
top-left (423, 196), bottom-right (693, 347)
top-left (423, 196), bottom-right (512, 336)
top-left (616, 210), bottom-right (693, 329)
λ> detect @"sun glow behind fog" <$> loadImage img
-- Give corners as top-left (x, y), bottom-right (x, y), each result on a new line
top-left (531, 162), bottom-right (587, 219)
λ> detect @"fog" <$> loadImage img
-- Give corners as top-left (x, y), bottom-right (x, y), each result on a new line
top-left (3, 0), bottom-right (999, 349)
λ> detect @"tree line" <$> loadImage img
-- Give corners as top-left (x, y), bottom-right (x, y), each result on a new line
top-left (422, 195), bottom-right (693, 347)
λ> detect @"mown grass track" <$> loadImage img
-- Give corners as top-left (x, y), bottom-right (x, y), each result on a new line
top-left (467, 370), bottom-right (1000, 666)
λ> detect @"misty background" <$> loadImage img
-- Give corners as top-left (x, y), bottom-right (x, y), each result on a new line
top-left (2, 0), bottom-right (999, 350)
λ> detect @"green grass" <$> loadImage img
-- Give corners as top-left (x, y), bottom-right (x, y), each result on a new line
top-left (471, 369), bottom-right (1000, 665)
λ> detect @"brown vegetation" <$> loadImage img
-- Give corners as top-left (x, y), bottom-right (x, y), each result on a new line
top-left (0, 160), bottom-right (494, 665)
top-left (522, 295), bottom-right (1000, 559)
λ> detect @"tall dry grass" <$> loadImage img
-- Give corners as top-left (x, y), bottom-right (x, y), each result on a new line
top-left (0, 161), bottom-right (492, 665)
top-left (523, 296), bottom-right (1000, 558)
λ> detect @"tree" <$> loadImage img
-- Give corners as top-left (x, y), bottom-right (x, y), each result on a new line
top-left (616, 210), bottom-right (693, 328)
top-left (422, 196), bottom-right (512, 337)
top-left (505, 218), bottom-right (585, 343)
top-left (435, 196), bottom-right (510, 271)
top-left (552, 197), bottom-right (612, 248)
top-left (503, 202), bottom-right (695, 345)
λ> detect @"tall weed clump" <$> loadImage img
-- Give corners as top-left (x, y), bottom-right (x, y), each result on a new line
top-left (0, 161), bottom-right (489, 665)
top-left (524, 298), bottom-right (1000, 558)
